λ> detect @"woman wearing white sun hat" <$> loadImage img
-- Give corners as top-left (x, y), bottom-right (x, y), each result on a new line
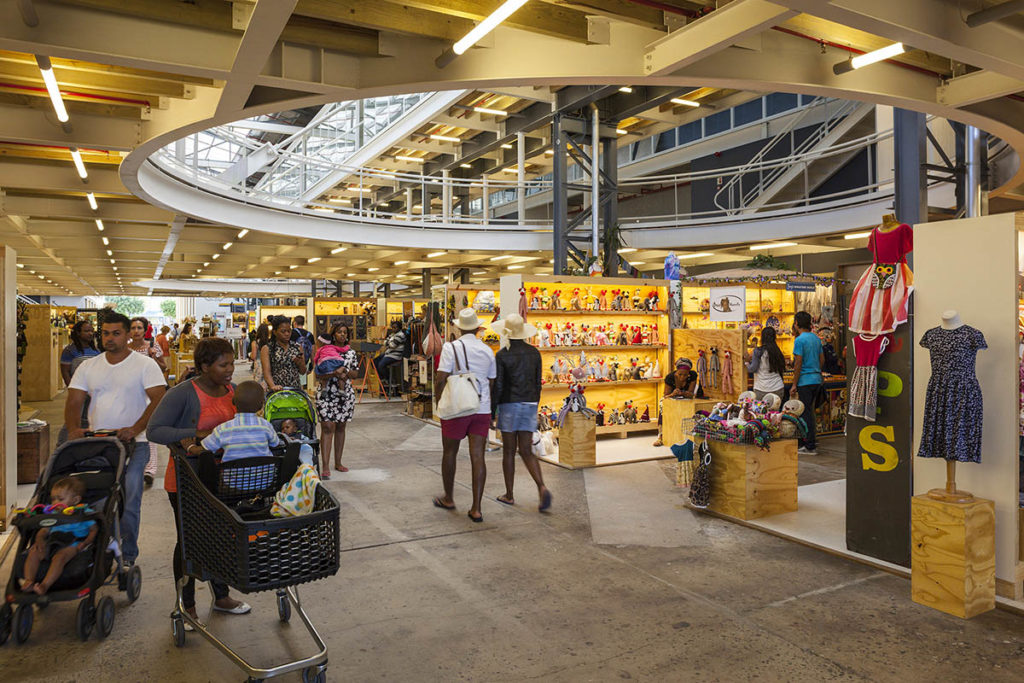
top-left (432, 308), bottom-right (496, 523)
top-left (491, 314), bottom-right (552, 512)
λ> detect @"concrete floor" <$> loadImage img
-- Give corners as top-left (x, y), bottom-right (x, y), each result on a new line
top-left (3, 392), bottom-right (1023, 682)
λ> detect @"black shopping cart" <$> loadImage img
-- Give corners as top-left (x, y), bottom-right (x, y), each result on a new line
top-left (172, 449), bottom-right (339, 682)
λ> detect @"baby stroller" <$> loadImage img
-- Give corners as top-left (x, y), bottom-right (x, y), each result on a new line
top-left (1, 434), bottom-right (142, 645)
top-left (171, 447), bottom-right (339, 681)
top-left (264, 388), bottom-right (320, 470)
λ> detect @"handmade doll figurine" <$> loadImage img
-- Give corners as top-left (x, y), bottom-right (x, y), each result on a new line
top-left (549, 289), bottom-right (562, 310)
top-left (529, 287), bottom-right (540, 310)
top-left (594, 326), bottom-right (609, 346)
top-left (650, 323), bottom-right (659, 345)
top-left (570, 288), bottom-right (583, 311)
top-left (620, 289), bottom-right (632, 311)
top-left (651, 359), bottom-right (661, 377)
top-left (598, 289), bottom-right (609, 311)
top-left (609, 361), bottom-right (619, 381)
top-left (609, 408), bottom-right (620, 425)
top-left (641, 325), bottom-right (651, 345)
top-left (540, 288), bottom-right (550, 309)
top-left (708, 347), bottom-right (721, 389)
top-left (617, 324), bottom-right (630, 346)
top-left (632, 288), bottom-right (642, 310)
top-left (595, 403), bottom-right (606, 426)
top-left (640, 405), bottom-right (651, 423)
top-left (778, 399), bottom-right (806, 439)
top-left (646, 290), bottom-right (659, 311)
top-left (631, 325), bottom-right (643, 345)
top-left (630, 357), bottom-right (643, 380)
top-left (610, 289), bottom-right (622, 311)
top-left (721, 350), bottom-right (734, 396)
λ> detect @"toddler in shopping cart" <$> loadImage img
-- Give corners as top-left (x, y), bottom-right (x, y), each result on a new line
top-left (194, 381), bottom-right (280, 461)
top-left (280, 418), bottom-right (315, 467)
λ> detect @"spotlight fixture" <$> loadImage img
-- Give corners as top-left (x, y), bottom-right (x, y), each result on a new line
top-left (86, 192), bottom-right (97, 210)
top-left (749, 242), bottom-right (797, 251)
top-left (36, 55), bottom-right (68, 123)
top-left (69, 147), bottom-right (87, 179)
top-left (833, 43), bottom-right (907, 75)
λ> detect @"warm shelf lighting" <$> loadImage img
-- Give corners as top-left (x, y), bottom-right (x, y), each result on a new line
top-left (94, 219), bottom-right (104, 231)
top-left (453, 0), bottom-right (530, 55)
top-left (36, 56), bottom-right (68, 123)
top-left (427, 251), bottom-right (445, 258)
top-left (237, 229), bottom-right (249, 238)
top-left (473, 106), bottom-right (507, 117)
top-left (749, 242), bottom-right (797, 251)
top-left (330, 246), bottom-right (347, 254)
top-left (395, 155), bottom-right (425, 163)
top-left (844, 231), bottom-right (872, 240)
top-left (86, 192), bottom-right (97, 210)
top-left (70, 148), bottom-right (87, 179)
top-left (670, 97), bottom-right (700, 108)
top-left (430, 134), bottom-right (462, 143)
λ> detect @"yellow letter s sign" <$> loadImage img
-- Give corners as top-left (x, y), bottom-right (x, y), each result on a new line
top-left (860, 425), bottom-right (898, 472)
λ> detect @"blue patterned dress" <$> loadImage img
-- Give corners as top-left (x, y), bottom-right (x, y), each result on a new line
top-left (917, 325), bottom-right (986, 463)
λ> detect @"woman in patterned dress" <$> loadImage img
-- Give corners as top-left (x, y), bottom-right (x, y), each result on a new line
top-left (315, 322), bottom-right (358, 479)
top-left (129, 317), bottom-right (166, 487)
top-left (260, 316), bottom-right (305, 392)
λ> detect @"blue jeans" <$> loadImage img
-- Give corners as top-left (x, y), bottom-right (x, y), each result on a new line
top-left (122, 440), bottom-right (149, 563)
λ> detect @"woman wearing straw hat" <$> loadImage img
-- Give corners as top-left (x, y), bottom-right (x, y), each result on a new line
top-left (433, 308), bottom-right (497, 523)
top-left (491, 314), bottom-right (552, 512)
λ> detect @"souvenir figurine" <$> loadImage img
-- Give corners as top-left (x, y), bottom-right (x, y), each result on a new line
top-left (594, 326), bottom-right (610, 346)
top-left (595, 403), bottom-right (606, 426)
top-left (623, 401), bottom-right (638, 424)
top-left (640, 325), bottom-right (651, 346)
top-left (621, 289), bottom-right (632, 311)
top-left (632, 288), bottom-right (642, 310)
top-left (609, 361), bottom-right (619, 382)
top-left (539, 323), bottom-right (552, 348)
top-left (609, 408), bottom-right (620, 425)
top-left (529, 286), bottom-right (540, 310)
top-left (549, 289), bottom-right (562, 310)
top-left (617, 324), bottom-right (630, 346)
top-left (598, 289), bottom-right (609, 311)
top-left (570, 287), bottom-right (583, 311)
top-left (610, 288), bottom-right (622, 311)
top-left (651, 359), bottom-right (661, 378)
top-left (631, 325), bottom-right (643, 345)
top-left (540, 288), bottom-right (550, 309)
top-left (650, 323), bottom-right (659, 345)
top-left (646, 290), bottom-right (660, 311)
top-left (640, 405), bottom-right (651, 423)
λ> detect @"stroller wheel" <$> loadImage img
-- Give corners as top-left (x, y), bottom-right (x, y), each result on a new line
top-left (126, 565), bottom-right (142, 603)
top-left (0, 604), bottom-right (12, 645)
top-left (276, 591), bottom-right (291, 623)
top-left (96, 597), bottom-right (115, 638)
top-left (76, 598), bottom-right (95, 641)
top-left (301, 666), bottom-right (327, 683)
top-left (171, 616), bottom-right (186, 648)
top-left (13, 603), bottom-right (33, 644)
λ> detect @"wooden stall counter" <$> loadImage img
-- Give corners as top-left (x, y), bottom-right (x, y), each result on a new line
top-left (697, 437), bottom-right (798, 520)
top-left (661, 397), bottom-right (716, 447)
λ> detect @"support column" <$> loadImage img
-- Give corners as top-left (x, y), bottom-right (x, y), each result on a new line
top-left (602, 136), bottom-right (619, 276)
top-left (442, 170), bottom-right (452, 222)
top-left (517, 131), bottom-right (526, 223)
top-left (481, 177), bottom-right (490, 226)
top-left (894, 108), bottom-right (927, 225)
top-left (406, 188), bottom-right (414, 220)
top-left (351, 281), bottom-right (360, 297)
top-left (1, 246), bottom-right (18, 524)
top-left (552, 113), bottom-right (568, 276)
top-left (590, 106), bottom-right (600, 263)
top-left (964, 125), bottom-right (987, 217)
top-left (421, 268), bottom-right (431, 298)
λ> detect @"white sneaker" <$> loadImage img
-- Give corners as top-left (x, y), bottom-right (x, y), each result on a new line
top-left (797, 446), bottom-right (818, 455)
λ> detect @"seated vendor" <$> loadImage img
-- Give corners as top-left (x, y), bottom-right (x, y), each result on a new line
top-left (653, 358), bottom-right (706, 447)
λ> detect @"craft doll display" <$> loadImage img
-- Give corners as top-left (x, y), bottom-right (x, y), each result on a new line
top-left (848, 214), bottom-right (914, 335)
top-left (689, 394), bottom-right (806, 450)
top-left (916, 310), bottom-right (986, 502)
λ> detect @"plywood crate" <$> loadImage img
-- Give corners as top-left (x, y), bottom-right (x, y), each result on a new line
top-left (17, 425), bottom-right (50, 485)
top-left (558, 413), bottom-right (596, 468)
top-left (911, 495), bottom-right (995, 619)
top-left (661, 398), bottom-right (717, 447)
top-left (699, 437), bottom-right (798, 520)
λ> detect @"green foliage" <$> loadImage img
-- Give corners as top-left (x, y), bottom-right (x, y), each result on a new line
top-left (107, 296), bottom-right (144, 317)
top-left (160, 299), bottom-right (176, 319)
top-left (746, 254), bottom-right (792, 270)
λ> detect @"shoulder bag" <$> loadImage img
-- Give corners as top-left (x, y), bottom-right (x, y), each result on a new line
top-left (436, 340), bottom-right (481, 420)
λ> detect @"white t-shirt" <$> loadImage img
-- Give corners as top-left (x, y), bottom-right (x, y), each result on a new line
top-left (69, 351), bottom-right (166, 442)
top-left (438, 334), bottom-right (497, 415)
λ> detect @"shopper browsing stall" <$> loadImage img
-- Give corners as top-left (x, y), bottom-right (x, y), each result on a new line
top-left (432, 309), bottom-right (496, 523)
top-left (746, 326), bottom-right (787, 402)
top-left (491, 314), bottom-right (552, 512)
top-left (790, 311), bottom-right (824, 455)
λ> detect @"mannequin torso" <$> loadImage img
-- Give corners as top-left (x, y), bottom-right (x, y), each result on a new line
top-left (941, 310), bottom-right (963, 330)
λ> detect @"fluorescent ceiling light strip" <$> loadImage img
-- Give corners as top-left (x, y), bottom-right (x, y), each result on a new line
top-left (237, 229), bottom-right (249, 239)
top-left (844, 232), bottom-right (872, 240)
top-left (37, 57), bottom-right (69, 123)
top-left (749, 242), bottom-right (797, 251)
top-left (473, 106), bottom-right (507, 117)
top-left (850, 42), bottom-right (905, 70)
top-left (426, 251), bottom-right (445, 258)
top-left (70, 148), bottom-right (87, 179)
top-left (307, 257), bottom-right (321, 264)
top-left (330, 246), bottom-right (347, 254)
top-left (328, 198), bottom-right (352, 204)
top-left (86, 192), bottom-right (97, 210)
top-left (679, 252), bottom-right (715, 259)
top-left (452, 0), bottom-right (530, 55)
top-left (223, 242), bottom-right (233, 250)
top-left (101, 236), bottom-right (109, 245)
top-left (618, 248), bottom-right (637, 253)
top-left (430, 134), bottom-right (462, 143)
top-left (94, 219), bottom-right (104, 231)
top-left (670, 97), bottom-right (700, 107)
top-left (395, 155), bottom-right (425, 163)
top-left (619, 86), bottom-right (633, 93)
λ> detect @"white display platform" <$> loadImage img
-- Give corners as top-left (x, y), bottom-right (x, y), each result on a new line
top-left (540, 434), bottom-right (671, 469)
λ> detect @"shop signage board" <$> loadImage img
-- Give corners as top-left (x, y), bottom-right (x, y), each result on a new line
top-left (785, 279), bottom-right (816, 292)
top-left (708, 286), bottom-right (746, 322)
top-left (845, 320), bottom-right (913, 567)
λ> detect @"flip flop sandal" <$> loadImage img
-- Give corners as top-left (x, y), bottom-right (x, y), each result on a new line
top-left (539, 490), bottom-right (553, 512)
top-left (467, 512), bottom-right (483, 523)
top-left (433, 497), bottom-right (456, 510)
top-left (496, 496), bottom-right (515, 506)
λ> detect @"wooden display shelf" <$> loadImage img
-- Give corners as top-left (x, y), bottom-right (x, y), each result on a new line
top-left (528, 309), bottom-right (666, 316)
top-left (553, 421), bottom-right (657, 439)
top-left (541, 379), bottom-right (662, 389)
top-left (536, 344), bottom-right (666, 352)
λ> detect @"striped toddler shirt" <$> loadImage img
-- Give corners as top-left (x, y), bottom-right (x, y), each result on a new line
top-left (201, 412), bottom-right (280, 461)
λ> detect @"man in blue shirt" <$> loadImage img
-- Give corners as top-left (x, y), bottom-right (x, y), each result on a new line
top-left (790, 311), bottom-right (824, 455)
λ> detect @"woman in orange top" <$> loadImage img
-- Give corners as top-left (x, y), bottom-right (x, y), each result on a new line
top-left (155, 325), bottom-right (171, 357)
top-left (147, 337), bottom-right (251, 625)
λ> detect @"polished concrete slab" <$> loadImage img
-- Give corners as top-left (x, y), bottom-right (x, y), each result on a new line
top-left (2, 391), bottom-right (1023, 682)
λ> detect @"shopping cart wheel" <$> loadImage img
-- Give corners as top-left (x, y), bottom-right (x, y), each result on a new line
top-left (97, 596), bottom-right (115, 639)
top-left (13, 604), bottom-right (33, 644)
top-left (301, 666), bottom-right (326, 683)
top-left (0, 604), bottom-right (12, 645)
top-left (126, 565), bottom-right (142, 603)
top-left (276, 591), bottom-right (291, 623)
top-left (171, 615), bottom-right (186, 648)
top-left (76, 597), bottom-right (95, 641)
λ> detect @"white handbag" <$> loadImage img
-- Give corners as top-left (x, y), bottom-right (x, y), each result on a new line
top-left (436, 340), bottom-right (482, 419)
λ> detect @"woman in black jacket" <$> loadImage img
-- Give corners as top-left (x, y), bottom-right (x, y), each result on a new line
top-left (491, 314), bottom-right (552, 511)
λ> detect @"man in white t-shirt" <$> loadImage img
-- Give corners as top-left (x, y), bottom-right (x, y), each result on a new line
top-left (433, 309), bottom-right (496, 523)
top-left (65, 311), bottom-right (166, 567)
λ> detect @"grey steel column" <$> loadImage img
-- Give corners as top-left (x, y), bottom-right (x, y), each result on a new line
top-left (351, 280), bottom-right (359, 297)
top-left (590, 105), bottom-right (600, 261)
top-left (421, 268), bottom-right (431, 298)
top-left (552, 113), bottom-right (568, 275)
top-left (964, 125), bottom-right (986, 217)
top-left (602, 136), bottom-right (619, 276)
top-left (893, 109), bottom-right (927, 225)
top-left (517, 131), bottom-right (526, 222)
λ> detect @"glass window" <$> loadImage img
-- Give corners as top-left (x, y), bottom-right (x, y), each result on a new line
top-left (733, 99), bottom-right (764, 127)
top-left (704, 110), bottom-right (731, 136)
top-left (677, 121), bottom-right (702, 145)
top-left (766, 93), bottom-right (799, 116)
top-left (655, 130), bottom-right (676, 153)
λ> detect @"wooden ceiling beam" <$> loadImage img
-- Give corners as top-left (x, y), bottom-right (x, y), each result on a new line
top-left (537, 0), bottom-right (667, 30)
top-left (293, 0), bottom-right (474, 42)
top-left (0, 60), bottom-right (192, 99)
top-left (0, 89), bottom-right (147, 118)
top-left (0, 50), bottom-right (218, 87)
top-left (379, 0), bottom-right (591, 43)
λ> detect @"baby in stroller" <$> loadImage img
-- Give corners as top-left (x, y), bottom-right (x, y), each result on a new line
top-left (20, 477), bottom-right (97, 595)
top-left (280, 419), bottom-right (315, 467)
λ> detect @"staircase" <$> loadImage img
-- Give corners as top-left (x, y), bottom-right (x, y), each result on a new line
top-left (714, 99), bottom-right (875, 214)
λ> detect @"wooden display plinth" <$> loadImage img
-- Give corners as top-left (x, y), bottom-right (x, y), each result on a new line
top-left (911, 495), bottom-right (995, 619)
top-left (17, 426), bottom-right (50, 485)
top-left (699, 437), bottom-right (798, 520)
top-left (557, 413), bottom-right (596, 468)
top-left (661, 398), bottom-right (716, 447)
